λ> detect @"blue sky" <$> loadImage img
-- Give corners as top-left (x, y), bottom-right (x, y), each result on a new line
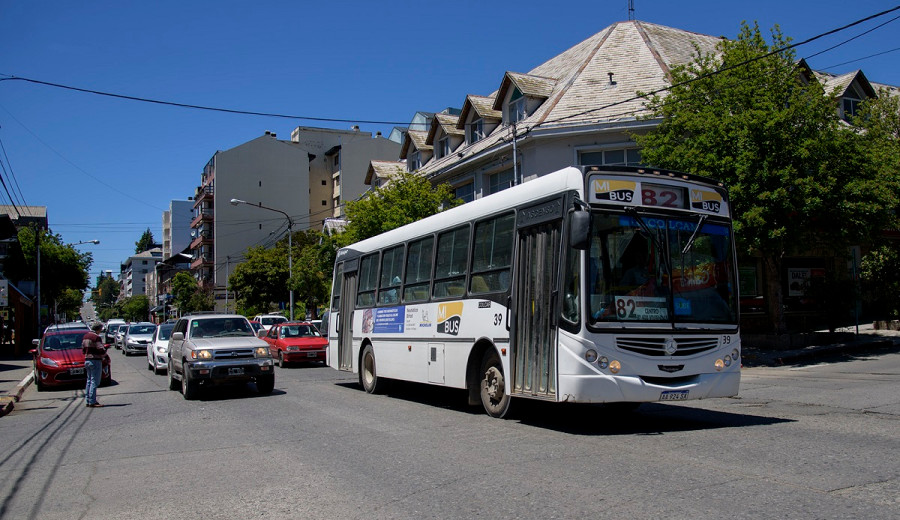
top-left (1, 0), bottom-right (898, 284)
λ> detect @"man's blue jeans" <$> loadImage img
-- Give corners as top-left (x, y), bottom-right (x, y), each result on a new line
top-left (84, 359), bottom-right (102, 405)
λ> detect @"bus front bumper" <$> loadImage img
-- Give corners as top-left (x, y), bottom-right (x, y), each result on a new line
top-left (557, 369), bottom-right (740, 404)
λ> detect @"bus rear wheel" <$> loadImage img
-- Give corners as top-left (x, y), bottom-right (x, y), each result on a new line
top-left (480, 350), bottom-right (511, 418)
top-left (360, 344), bottom-right (385, 394)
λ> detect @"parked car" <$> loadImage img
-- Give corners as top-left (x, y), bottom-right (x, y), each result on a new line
top-left (248, 320), bottom-right (263, 335)
top-left (43, 322), bottom-right (89, 335)
top-left (114, 324), bottom-right (130, 349)
top-left (167, 314), bottom-right (274, 400)
top-left (104, 319), bottom-right (126, 345)
top-left (122, 322), bottom-right (157, 356)
top-left (252, 314), bottom-right (288, 332)
top-left (147, 322), bottom-right (174, 374)
top-left (262, 321), bottom-right (327, 367)
top-left (30, 329), bottom-right (111, 391)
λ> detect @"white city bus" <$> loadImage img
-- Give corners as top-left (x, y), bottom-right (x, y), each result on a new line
top-left (327, 165), bottom-right (740, 417)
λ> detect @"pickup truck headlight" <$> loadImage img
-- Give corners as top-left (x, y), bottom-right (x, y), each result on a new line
top-left (191, 350), bottom-right (213, 360)
top-left (255, 347), bottom-right (271, 358)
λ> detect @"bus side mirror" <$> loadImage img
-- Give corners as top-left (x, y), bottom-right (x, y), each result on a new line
top-left (569, 211), bottom-right (590, 250)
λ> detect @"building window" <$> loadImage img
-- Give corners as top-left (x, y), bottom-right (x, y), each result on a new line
top-left (438, 136), bottom-right (451, 158)
top-left (842, 96), bottom-right (861, 121)
top-left (489, 170), bottom-right (514, 194)
top-left (509, 87), bottom-right (526, 123)
top-left (454, 182), bottom-right (475, 203)
top-left (578, 148), bottom-right (642, 166)
top-left (408, 151), bottom-right (420, 172)
top-left (333, 153), bottom-right (341, 172)
top-left (467, 119), bottom-right (484, 144)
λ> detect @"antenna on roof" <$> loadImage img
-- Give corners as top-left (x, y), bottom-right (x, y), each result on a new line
top-left (628, 0), bottom-right (635, 20)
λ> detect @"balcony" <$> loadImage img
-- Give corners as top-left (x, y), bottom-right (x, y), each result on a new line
top-left (189, 230), bottom-right (213, 250)
top-left (193, 185), bottom-right (214, 207)
top-left (190, 208), bottom-right (214, 228)
top-left (190, 253), bottom-right (213, 271)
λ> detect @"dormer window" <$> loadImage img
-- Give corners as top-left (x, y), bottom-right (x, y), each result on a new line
top-left (468, 119), bottom-right (485, 144)
top-left (842, 96), bottom-right (861, 121)
top-left (409, 151), bottom-right (421, 172)
top-left (438, 136), bottom-right (451, 158)
top-left (509, 87), bottom-right (526, 123)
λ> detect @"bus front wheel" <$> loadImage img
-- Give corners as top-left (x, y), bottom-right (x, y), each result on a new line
top-left (480, 350), bottom-right (511, 418)
top-left (360, 344), bottom-right (386, 394)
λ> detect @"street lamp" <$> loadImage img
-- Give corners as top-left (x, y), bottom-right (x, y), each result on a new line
top-left (71, 240), bottom-right (101, 246)
top-left (230, 198), bottom-right (294, 320)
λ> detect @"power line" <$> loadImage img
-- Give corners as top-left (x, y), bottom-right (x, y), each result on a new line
top-left (0, 134), bottom-right (27, 206)
top-left (0, 75), bottom-right (409, 126)
top-left (818, 46), bottom-right (900, 72)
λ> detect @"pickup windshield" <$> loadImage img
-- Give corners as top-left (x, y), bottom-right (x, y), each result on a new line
top-left (588, 212), bottom-right (738, 326)
top-left (190, 318), bottom-right (255, 338)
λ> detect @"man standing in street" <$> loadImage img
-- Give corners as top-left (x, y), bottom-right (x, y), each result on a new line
top-left (82, 322), bottom-right (107, 408)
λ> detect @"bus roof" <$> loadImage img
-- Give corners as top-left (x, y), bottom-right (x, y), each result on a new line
top-left (339, 166), bottom-right (585, 256)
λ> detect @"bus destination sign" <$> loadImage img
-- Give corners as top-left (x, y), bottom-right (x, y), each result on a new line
top-left (588, 175), bottom-right (726, 215)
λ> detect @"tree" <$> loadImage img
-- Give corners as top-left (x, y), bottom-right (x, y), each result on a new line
top-left (121, 295), bottom-right (150, 322)
top-left (860, 245), bottom-right (900, 321)
top-left (135, 227), bottom-right (156, 254)
top-left (229, 244), bottom-right (288, 316)
top-left (290, 230), bottom-right (336, 320)
top-left (632, 22), bottom-right (899, 333)
top-left (57, 288), bottom-right (86, 321)
top-left (341, 169), bottom-right (461, 244)
top-left (171, 272), bottom-right (213, 314)
top-left (94, 275), bottom-right (120, 308)
top-left (14, 226), bottom-right (92, 315)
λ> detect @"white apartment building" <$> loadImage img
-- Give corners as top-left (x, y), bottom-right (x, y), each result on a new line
top-left (119, 248), bottom-right (162, 299)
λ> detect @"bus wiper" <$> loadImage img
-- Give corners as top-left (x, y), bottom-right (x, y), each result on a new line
top-left (681, 214), bottom-right (708, 254)
top-left (624, 207), bottom-right (667, 263)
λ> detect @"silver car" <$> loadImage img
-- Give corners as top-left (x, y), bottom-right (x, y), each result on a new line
top-left (122, 322), bottom-right (157, 356)
top-left (147, 322), bottom-right (174, 374)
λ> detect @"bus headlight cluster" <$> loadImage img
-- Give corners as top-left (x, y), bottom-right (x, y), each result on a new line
top-left (583, 351), bottom-right (618, 372)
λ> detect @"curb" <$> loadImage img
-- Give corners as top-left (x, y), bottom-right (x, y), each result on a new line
top-left (743, 337), bottom-right (900, 367)
top-left (0, 371), bottom-right (34, 418)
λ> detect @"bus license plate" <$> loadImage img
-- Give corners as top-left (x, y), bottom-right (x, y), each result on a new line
top-left (228, 367), bottom-right (244, 376)
top-left (70, 367), bottom-right (85, 375)
top-left (659, 390), bottom-right (689, 401)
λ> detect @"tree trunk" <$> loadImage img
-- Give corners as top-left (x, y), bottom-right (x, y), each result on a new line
top-left (762, 254), bottom-right (787, 334)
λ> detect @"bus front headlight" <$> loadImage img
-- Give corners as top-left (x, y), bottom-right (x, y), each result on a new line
top-left (585, 349), bottom-right (598, 363)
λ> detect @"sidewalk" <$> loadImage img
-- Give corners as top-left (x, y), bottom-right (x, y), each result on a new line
top-left (0, 351), bottom-right (35, 418)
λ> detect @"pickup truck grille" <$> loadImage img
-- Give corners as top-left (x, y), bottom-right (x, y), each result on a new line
top-left (212, 348), bottom-right (255, 360)
top-left (616, 337), bottom-right (718, 357)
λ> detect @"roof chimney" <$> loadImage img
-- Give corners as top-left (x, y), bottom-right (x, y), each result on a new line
top-left (352, 125), bottom-right (360, 132)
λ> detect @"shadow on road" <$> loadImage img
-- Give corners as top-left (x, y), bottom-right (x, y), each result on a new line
top-left (336, 380), bottom-right (793, 435)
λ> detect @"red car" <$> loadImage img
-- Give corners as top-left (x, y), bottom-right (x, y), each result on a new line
top-left (262, 322), bottom-right (327, 367)
top-left (30, 330), bottom-right (112, 391)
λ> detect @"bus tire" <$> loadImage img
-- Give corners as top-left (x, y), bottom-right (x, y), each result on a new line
top-left (359, 344), bottom-right (386, 394)
top-left (480, 350), bottom-right (511, 418)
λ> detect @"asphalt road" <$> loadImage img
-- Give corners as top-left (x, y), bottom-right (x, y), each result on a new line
top-left (1, 348), bottom-right (897, 519)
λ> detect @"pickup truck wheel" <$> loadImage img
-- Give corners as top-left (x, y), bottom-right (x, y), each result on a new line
top-left (167, 360), bottom-right (179, 390)
top-left (256, 374), bottom-right (275, 395)
top-left (181, 365), bottom-right (198, 400)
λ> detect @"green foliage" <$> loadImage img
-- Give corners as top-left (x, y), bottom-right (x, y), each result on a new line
top-left (121, 295), bottom-right (150, 322)
top-left (341, 169), bottom-right (461, 244)
top-left (860, 244), bottom-right (900, 320)
top-left (57, 288), bottom-right (86, 321)
top-left (229, 245), bottom-right (288, 315)
top-left (16, 226), bottom-right (92, 309)
top-left (135, 227), bottom-right (156, 254)
top-left (94, 276), bottom-right (120, 307)
top-left (171, 272), bottom-right (212, 314)
top-left (632, 22), bottom-right (900, 331)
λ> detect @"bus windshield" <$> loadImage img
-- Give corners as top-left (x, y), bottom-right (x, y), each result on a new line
top-left (589, 212), bottom-right (738, 326)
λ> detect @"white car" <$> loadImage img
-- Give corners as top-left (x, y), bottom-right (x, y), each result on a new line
top-left (253, 314), bottom-right (288, 332)
top-left (122, 322), bottom-right (157, 356)
top-left (147, 322), bottom-right (175, 374)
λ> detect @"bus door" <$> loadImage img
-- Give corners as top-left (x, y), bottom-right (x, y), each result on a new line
top-left (336, 260), bottom-right (358, 371)
top-left (511, 197), bottom-right (564, 400)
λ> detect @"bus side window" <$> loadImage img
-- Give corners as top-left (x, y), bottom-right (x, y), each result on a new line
top-left (470, 213), bottom-right (514, 294)
top-left (357, 253), bottom-right (379, 308)
top-left (378, 245), bottom-right (404, 305)
top-left (403, 236), bottom-right (434, 303)
top-left (433, 226), bottom-right (470, 299)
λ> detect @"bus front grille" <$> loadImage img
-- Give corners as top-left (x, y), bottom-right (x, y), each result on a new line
top-left (616, 337), bottom-right (719, 357)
